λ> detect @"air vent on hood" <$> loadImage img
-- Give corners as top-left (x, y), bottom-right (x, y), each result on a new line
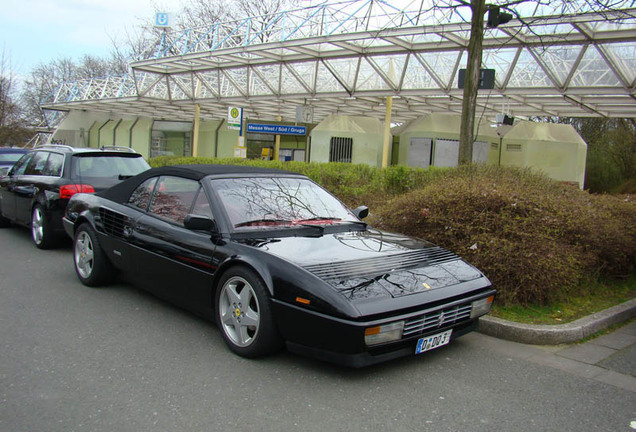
top-left (303, 247), bottom-right (458, 281)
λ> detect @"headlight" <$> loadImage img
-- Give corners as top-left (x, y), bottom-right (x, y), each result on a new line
top-left (364, 321), bottom-right (404, 346)
top-left (470, 295), bottom-right (495, 318)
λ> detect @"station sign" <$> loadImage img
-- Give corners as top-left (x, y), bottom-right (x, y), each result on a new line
top-left (155, 12), bottom-right (172, 28)
top-left (227, 107), bottom-right (243, 131)
top-left (247, 123), bottom-right (307, 136)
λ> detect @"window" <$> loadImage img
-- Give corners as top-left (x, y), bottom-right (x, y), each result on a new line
top-left (42, 153), bottom-right (64, 176)
top-left (0, 153), bottom-right (26, 163)
top-left (212, 177), bottom-right (358, 229)
top-left (329, 137), bottom-right (353, 163)
top-left (128, 177), bottom-right (158, 211)
top-left (73, 155), bottom-right (149, 178)
top-left (148, 176), bottom-right (202, 225)
top-left (191, 189), bottom-right (214, 219)
top-left (24, 152), bottom-right (50, 175)
top-left (9, 154), bottom-right (33, 176)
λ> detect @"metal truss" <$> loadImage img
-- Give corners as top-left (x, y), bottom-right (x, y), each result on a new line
top-left (43, 1), bottom-right (636, 124)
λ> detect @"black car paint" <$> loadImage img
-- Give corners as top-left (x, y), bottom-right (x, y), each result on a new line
top-left (0, 147), bottom-right (149, 245)
top-left (64, 165), bottom-right (495, 366)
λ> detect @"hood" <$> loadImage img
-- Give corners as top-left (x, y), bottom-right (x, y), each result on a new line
top-left (243, 229), bottom-right (486, 300)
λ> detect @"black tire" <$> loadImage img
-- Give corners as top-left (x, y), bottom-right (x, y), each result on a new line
top-left (31, 204), bottom-right (56, 249)
top-left (0, 214), bottom-right (10, 228)
top-left (73, 223), bottom-right (114, 287)
top-left (215, 266), bottom-right (282, 358)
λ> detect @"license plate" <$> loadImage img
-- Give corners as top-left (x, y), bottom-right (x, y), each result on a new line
top-left (415, 329), bottom-right (453, 354)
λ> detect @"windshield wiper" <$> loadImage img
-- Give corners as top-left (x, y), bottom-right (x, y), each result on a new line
top-left (298, 216), bottom-right (342, 223)
top-left (234, 218), bottom-right (292, 228)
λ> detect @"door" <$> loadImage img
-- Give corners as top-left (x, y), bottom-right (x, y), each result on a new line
top-left (127, 175), bottom-right (218, 314)
top-left (0, 153), bottom-right (33, 220)
top-left (433, 139), bottom-right (460, 168)
top-left (14, 151), bottom-right (50, 223)
top-left (473, 141), bottom-right (489, 163)
top-left (408, 138), bottom-right (432, 168)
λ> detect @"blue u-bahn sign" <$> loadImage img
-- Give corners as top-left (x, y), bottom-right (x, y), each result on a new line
top-left (247, 123), bottom-right (307, 135)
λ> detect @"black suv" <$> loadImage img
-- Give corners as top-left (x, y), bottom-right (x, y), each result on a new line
top-left (0, 145), bottom-right (150, 248)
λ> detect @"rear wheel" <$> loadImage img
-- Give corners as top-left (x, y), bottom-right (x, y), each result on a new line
top-left (215, 267), bottom-right (282, 358)
top-left (73, 223), bottom-right (114, 287)
top-left (0, 213), bottom-right (10, 228)
top-left (31, 204), bottom-right (56, 249)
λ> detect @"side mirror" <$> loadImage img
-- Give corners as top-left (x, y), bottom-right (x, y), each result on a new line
top-left (352, 205), bottom-right (369, 219)
top-left (184, 214), bottom-right (217, 232)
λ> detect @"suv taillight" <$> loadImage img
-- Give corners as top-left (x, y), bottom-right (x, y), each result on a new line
top-left (60, 184), bottom-right (95, 199)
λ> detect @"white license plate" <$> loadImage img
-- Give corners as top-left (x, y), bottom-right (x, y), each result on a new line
top-left (415, 329), bottom-right (453, 354)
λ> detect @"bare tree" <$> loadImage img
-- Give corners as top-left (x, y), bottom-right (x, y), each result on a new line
top-left (21, 55), bottom-right (116, 127)
top-left (444, 0), bottom-right (633, 164)
top-left (0, 49), bottom-right (32, 146)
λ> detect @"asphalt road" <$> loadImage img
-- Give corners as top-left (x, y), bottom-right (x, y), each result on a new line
top-left (1, 227), bottom-right (634, 432)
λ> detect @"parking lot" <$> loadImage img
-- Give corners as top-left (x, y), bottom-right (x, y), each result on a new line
top-left (1, 227), bottom-right (634, 432)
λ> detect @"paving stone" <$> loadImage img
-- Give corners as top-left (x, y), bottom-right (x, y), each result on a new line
top-left (593, 369), bottom-right (636, 392)
top-left (598, 343), bottom-right (636, 377)
top-left (527, 352), bottom-right (606, 380)
top-left (556, 344), bottom-right (617, 365)
top-left (617, 321), bottom-right (636, 336)
top-left (590, 332), bottom-right (636, 350)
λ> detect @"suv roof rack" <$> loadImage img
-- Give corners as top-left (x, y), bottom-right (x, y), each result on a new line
top-left (34, 144), bottom-right (75, 151)
top-left (99, 146), bottom-right (137, 153)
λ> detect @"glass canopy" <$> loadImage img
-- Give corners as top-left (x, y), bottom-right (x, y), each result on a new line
top-left (42, 1), bottom-right (636, 124)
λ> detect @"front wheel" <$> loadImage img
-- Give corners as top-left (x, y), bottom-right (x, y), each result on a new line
top-left (73, 223), bottom-right (114, 287)
top-left (215, 267), bottom-right (282, 358)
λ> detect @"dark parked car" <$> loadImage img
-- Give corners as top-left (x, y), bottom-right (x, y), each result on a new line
top-left (0, 145), bottom-right (150, 248)
top-left (0, 147), bottom-right (28, 177)
top-left (63, 164), bottom-right (495, 367)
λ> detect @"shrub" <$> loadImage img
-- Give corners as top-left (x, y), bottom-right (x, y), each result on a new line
top-left (373, 165), bottom-right (635, 305)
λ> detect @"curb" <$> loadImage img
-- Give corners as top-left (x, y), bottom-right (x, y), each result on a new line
top-left (478, 298), bottom-right (636, 345)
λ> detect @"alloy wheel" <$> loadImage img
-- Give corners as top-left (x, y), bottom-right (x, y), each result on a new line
top-left (75, 231), bottom-right (94, 279)
top-left (218, 276), bottom-right (261, 347)
top-left (31, 207), bottom-right (44, 245)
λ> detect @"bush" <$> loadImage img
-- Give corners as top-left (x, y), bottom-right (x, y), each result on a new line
top-left (373, 165), bottom-right (635, 305)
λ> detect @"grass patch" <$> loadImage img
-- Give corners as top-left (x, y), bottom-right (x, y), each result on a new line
top-left (490, 276), bottom-right (636, 324)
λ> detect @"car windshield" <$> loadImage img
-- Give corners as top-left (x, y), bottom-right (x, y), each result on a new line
top-left (73, 155), bottom-right (150, 178)
top-left (0, 153), bottom-right (25, 163)
top-left (211, 176), bottom-right (359, 230)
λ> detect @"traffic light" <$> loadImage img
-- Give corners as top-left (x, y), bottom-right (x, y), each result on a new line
top-left (487, 6), bottom-right (512, 28)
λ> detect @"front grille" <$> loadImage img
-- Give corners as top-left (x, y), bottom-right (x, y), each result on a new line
top-left (402, 303), bottom-right (473, 337)
top-left (304, 247), bottom-right (457, 281)
top-left (99, 208), bottom-right (131, 238)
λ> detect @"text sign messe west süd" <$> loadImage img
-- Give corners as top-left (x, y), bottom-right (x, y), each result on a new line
top-left (247, 124), bottom-right (307, 135)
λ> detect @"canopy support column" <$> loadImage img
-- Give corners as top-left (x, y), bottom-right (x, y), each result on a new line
top-left (382, 96), bottom-right (393, 168)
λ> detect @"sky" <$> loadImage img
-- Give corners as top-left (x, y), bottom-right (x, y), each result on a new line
top-left (0, 0), bottom-right (184, 79)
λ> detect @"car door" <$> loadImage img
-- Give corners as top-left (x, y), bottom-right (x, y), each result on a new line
top-left (14, 151), bottom-right (51, 224)
top-left (127, 175), bottom-right (218, 315)
top-left (0, 153), bottom-right (33, 221)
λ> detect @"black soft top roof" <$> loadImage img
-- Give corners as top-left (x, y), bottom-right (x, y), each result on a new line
top-left (97, 164), bottom-right (301, 203)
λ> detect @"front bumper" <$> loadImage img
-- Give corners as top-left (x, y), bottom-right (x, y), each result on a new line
top-left (271, 288), bottom-right (495, 367)
top-left (286, 319), bottom-right (478, 367)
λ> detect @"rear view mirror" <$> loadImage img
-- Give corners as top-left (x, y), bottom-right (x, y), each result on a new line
top-left (352, 206), bottom-right (369, 219)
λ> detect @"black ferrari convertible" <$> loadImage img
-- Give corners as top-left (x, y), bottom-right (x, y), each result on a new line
top-left (63, 164), bottom-right (495, 367)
